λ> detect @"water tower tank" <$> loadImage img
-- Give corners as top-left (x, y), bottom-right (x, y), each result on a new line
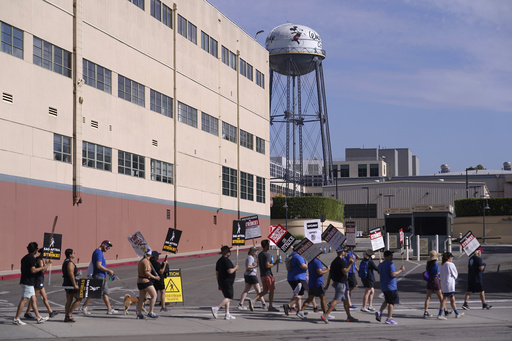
top-left (440, 164), bottom-right (450, 173)
top-left (266, 23), bottom-right (325, 76)
top-left (504, 162), bottom-right (511, 171)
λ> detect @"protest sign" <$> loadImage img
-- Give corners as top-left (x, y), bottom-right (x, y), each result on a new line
top-left (42, 232), bottom-right (62, 260)
top-left (268, 224), bottom-right (296, 252)
top-left (232, 220), bottom-right (246, 246)
top-left (370, 227), bottom-right (385, 251)
top-left (162, 228), bottom-right (182, 254)
top-left (304, 219), bottom-right (322, 244)
top-left (242, 215), bottom-right (261, 240)
top-left (460, 230), bottom-right (481, 256)
top-left (78, 278), bottom-right (104, 299)
top-left (321, 224), bottom-right (346, 250)
top-left (399, 228), bottom-right (404, 255)
top-left (345, 221), bottom-right (356, 247)
top-left (293, 238), bottom-right (322, 263)
top-left (127, 231), bottom-right (151, 257)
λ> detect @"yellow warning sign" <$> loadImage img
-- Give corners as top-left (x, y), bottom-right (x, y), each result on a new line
top-left (164, 269), bottom-right (183, 303)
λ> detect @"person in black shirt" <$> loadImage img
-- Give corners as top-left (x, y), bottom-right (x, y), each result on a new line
top-left (211, 245), bottom-right (238, 320)
top-left (24, 248), bottom-right (58, 319)
top-left (13, 242), bottom-right (51, 325)
top-left (62, 248), bottom-right (81, 322)
top-left (150, 251), bottom-right (169, 312)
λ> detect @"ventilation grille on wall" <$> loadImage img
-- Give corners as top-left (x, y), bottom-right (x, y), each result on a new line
top-left (152, 139), bottom-right (158, 147)
top-left (2, 92), bottom-right (13, 104)
top-left (91, 120), bottom-right (99, 129)
top-left (49, 107), bottom-right (57, 116)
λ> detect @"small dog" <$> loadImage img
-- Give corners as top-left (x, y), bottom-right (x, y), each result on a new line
top-left (123, 294), bottom-right (151, 315)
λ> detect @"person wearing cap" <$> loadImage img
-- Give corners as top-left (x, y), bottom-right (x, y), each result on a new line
top-left (322, 246), bottom-right (358, 323)
top-left (375, 250), bottom-right (405, 325)
top-left (136, 249), bottom-right (160, 319)
top-left (344, 246), bottom-right (360, 310)
top-left (283, 243), bottom-right (308, 316)
top-left (253, 239), bottom-right (279, 312)
top-left (423, 250), bottom-right (444, 319)
top-left (238, 246), bottom-right (266, 311)
top-left (211, 245), bottom-right (239, 320)
top-left (150, 250), bottom-right (169, 312)
top-left (463, 249), bottom-right (491, 310)
top-left (360, 249), bottom-right (379, 313)
top-left (439, 252), bottom-right (463, 319)
top-left (296, 253), bottom-right (330, 319)
top-left (80, 240), bottom-right (117, 315)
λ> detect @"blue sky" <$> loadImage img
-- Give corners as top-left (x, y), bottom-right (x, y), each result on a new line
top-left (207, 0), bottom-right (512, 175)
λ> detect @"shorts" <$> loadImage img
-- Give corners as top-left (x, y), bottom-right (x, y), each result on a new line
top-left (332, 282), bottom-right (349, 302)
top-left (288, 280), bottom-right (307, 296)
top-left (244, 275), bottom-right (259, 285)
top-left (426, 277), bottom-right (441, 291)
top-left (92, 275), bottom-right (109, 295)
top-left (361, 278), bottom-right (374, 289)
top-left (308, 286), bottom-right (326, 297)
top-left (34, 277), bottom-right (44, 290)
top-left (467, 281), bottom-right (483, 293)
top-left (65, 289), bottom-right (79, 295)
top-left (137, 282), bottom-right (154, 290)
top-left (153, 280), bottom-right (165, 291)
top-left (383, 290), bottom-right (400, 305)
top-left (260, 275), bottom-right (275, 292)
top-left (21, 284), bottom-right (35, 298)
top-left (219, 282), bottom-right (234, 299)
top-left (442, 292), bottom-right (455, 298)
top-left (347, 273), bottom-right (358, 289)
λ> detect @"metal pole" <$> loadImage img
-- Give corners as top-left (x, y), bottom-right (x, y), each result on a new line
top-left (416, 235), bottom-right (421, 261)
top-left (386, 232), bottom-right (390, 251)
top-left (435, 235), bottom-right (439, 253)
top-left (405, 237), bottom-right (409, 261)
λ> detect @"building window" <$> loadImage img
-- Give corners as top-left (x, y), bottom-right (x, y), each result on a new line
top-left (1, 21), bottom-right (23, 59)
top-left (150, 0), bottom-right (161, 21)
top-left (82, 141), bottom-right (112, 171)
top-left (201, 112), bottom-right (218, 136)
top-left (151, 159), bottom-right (173, 184)
top-left (201, 32), bottom-right (218, 57)
top-left (221, 46), bottom-right (229, 65)
top-left (256, 70), bottom-right (265, 88)
top-left (118, 75), bottom-right (145, 107)
top-left (33, 37), bottom-right (72, 78)
top-left (162, 4), bottom-right (172, 28)
top-left (83, 59), bottom-right (112, 94)
top-left (241, 172), bottom-right (254, 201)
top-left (209, 37), bottom-right (218, 58)
top-left (240, 130), bottom-right (253, 150)
top-left (150, 89), bottom-right (173, 117)
top-left (229, 50), bottom-right (236, 70)
top-left (54, 134), bottom-right (72, 163)
top-left (177, 102), bottom-right (197, 128)
top-left (128, 0), bottom-right (144, 10)
top-left (187, 21), bottom-right (197, 44)
top-left (344, 204), bottom-right (377, 219)
top-left (240, 59), bottom-right (253, 81)
top-left (177, 15), bottom-right (187, 37)
top-left (246, 63), bottom-right (253, 81)
top-left (358, 164), bottom-right (367, 177)
top-left (370, 164), bottom-right (379, 177)
top-left (256, 176), bottom-right (265, 203)
top-left (256, 137), bottom-right (265, 154)
top-left (222, 122), bottom-right (237, 143)
top-left (118, 150), bottom-right (145, 178)
top-left (177, 15), bottom-right (196, 43)
top-left (340, 165), bottom-right (349, 177)
top-left (222, 166), bottom-right (237, 197)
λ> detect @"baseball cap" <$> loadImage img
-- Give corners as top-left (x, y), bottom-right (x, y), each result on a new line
top-left (365, 249), bottom-right (374, 258)
top-left (102, 240), bottom-right (113, 247)
top-left (144, 248), bottom-right (152, 256)
top-left (383, 250), bottom-right (394, 258)
top-left (220, 245), bottom-right (232, 253)
top-left (336, 246), bottom-right (348, 253)
top-left (151, 250), bottom-right (161, 257)
top-left (249, 246), bottom-right (258, 253)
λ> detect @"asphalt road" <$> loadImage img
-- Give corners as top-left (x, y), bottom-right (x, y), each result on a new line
top-left (1, 239), bottom-right (511, 341)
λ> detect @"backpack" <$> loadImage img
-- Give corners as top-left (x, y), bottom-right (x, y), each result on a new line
top-left (285, 254), bottom-right (293, 272)
top-left (358, 260), bottom-right (369, 279)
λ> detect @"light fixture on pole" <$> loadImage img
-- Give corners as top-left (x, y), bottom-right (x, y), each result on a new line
top-left (283, 198), bottom-right (288, 230)
top-left (483, 198), bottom-right (490, 245)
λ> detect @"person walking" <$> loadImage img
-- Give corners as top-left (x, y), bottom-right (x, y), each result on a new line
top-left (13, 242), bottom-right (51, 325)
top-left (136, 249), bottom-right (160, 319)
top-left (149, 250), bottom-right (169, 312)
top-left (211, 245), bottom-right (239, 320)
top-left (24, 248), bottom-right (58, 320)
top-left (283, 246), bottom-right (308, 316)
top-left (375, 250), bottom-right (405, 325)
top-left (322, 247), bottom-right (358, 323)
top-left (359, 249), bottom-right (379, 313)
top-left (62, 248), bottom-right (81, 322)
top-left (423, 250), bottom-right (444, 318)
top-left (253, 240), bottom-right (279, 312)
top-left (238, 246), bottom-right (266, 311)
top-left (80, 240), bottom-right (118, 315)
top-left (439, 252), bottom-right (463, 319)
top-left (345, 246), bottom-right (359, 310)
top-left (463, 249), bottom-right (491, 310)
top-left (296, 254), bottom-right (330, 319)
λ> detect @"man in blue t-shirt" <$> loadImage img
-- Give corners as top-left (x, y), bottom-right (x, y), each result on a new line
top-left (80, 240), bottom-right (117, 315)
top-left (376, 250), bottom-right (405, 325)
top-left (283, 248), bottom-right (307, 316)
top-left (296, 254), bottom-right (330, 319)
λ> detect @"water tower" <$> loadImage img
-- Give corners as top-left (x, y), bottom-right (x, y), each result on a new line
top-left (266, 23), bottom-right (333, 196)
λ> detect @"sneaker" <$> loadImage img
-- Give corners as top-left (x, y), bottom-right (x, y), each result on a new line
top-left (321, 314), bottom-right (329, 324)
top-left (24, 313), bottom-right (35, 319)
top-left (147, 312), bottom-right (158, 318)
top-left (80, 306), bottom-right (91, 316)
top-left (297, 311), bottom-right (306, 319)
top-left (64, 316), bottom-right (76, 323)
top-left (237, 304), bottom-right (248, 310)
top-left (224, 314), bottom-right (236, 320)
top-left (423, 311), bottom-right (433, 318)
top-left (107, 309), bottom-right (118, 315)
top-left (361, 308), bottom-right (371, 313)
top-left (136, 313), bottom-right (145, 319)
top-left (347, 316), bottom-right (359, 322)
top-left (13, 318), bottom-right (26, 326)
top-left (313, 307), bottom-right (321, 313)
top-left (268, 306), bottom-right (279, 312)
top-left (444, 310), bottom-right (452, 316)
top-left (289, 308), bottom-right (297, 314)
top-left (375, 311), bottom-right (382, 322)
top-left (49, 311), bottom-right (59, 318)
top-left (37, 316), bottom-right (48, 324)
top-left (283, 304), bottom-right (290, 316)
top-left (326, 314), bottom-right (335, 319)
top-left (482, 304), bottom-right (492, 310)
top-left (462, 303), bottom-right (470, 310)
top-left (248, 299), bottom-right (254, 312)
top-left (385, 318), bottom-right (398, 325)
top-left (261, 303), bottom-right (267, 310)
top-left (437, 315), bottom-right (447, 320)
top-left (349, 305), bottom-right (357, 310)
top-left (456, 312), bottom-right (464, 318)
top-left (368, 306), bottom-right (376, 312)
top-left (160, 307), bottom-right (169, 312)
top-left (210, 306), bottom-right (219, 319)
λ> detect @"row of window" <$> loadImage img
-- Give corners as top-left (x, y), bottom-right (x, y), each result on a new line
top-left (55, 134), bottom-right (174, 184)
top-left (222, 166), bottom-right (266, 203)
top-left (150, 0), bottom-right (172, 29)
top-left (200, 31), bottom-right (218, 58)
top-left (221, 46), bottom-right (237, 71)
top-left (177, 14), bottom-right (197, 44)
top-left (332, 164), bottom-right (380, 178)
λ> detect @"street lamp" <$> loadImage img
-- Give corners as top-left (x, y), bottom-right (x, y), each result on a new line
top-left (483, 198), bottom-right (490, 244)
top-left (362, 187), bottom-right (369, 234)
top-left (283, 197), bottom-right (288, 230)
top-left (384, 194), bottom-right (395, 208)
